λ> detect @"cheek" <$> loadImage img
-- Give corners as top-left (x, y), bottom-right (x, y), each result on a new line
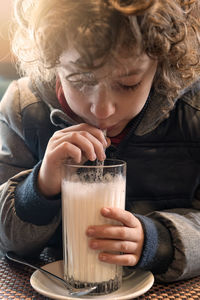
top-left (62, 84), bottom-right (83, 110)
top-left (62, 85), bottom-right (91, 119)
top-left (125, 86), bottom-right (150, 116)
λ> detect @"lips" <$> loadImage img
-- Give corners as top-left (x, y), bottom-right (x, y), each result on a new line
top-left (86, 119), bottom-right (120, 135)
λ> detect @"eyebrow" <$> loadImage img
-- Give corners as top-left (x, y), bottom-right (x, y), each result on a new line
top-left (60, 63), bottom-right (144, 81)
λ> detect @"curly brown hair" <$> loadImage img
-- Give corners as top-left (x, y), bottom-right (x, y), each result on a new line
top-left (12, 0), bottom-right (200, 100)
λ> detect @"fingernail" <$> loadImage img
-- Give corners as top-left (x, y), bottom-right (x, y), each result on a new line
top-left (101, 153), bottom-right (106, 160)
top-left (87, 228), bottom-right (95, 236)
top-left (90, 241), bottom-right (98, 249)
top-left (106, 137), bottom-right (111, 147)
top-left (103, 139), bottom-right (107, 147)
top-left (102, 208), bottom-right (110, 215)
top-left (99, 254), bottom-right (107, 261)
top-left (90, 154), bottom-right (96, 161)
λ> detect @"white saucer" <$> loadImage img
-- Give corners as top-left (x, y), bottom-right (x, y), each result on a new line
top-left (30, 260), bottom-right (154, 300)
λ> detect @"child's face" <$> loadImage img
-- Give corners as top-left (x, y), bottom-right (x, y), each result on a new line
top-left (58, 49), bottom-right (157, 137)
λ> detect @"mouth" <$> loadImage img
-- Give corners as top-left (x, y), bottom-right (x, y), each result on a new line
top-left (86, 119), bottom-right (121, 135)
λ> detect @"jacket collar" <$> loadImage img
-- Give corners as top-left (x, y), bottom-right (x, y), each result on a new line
top-left (135, 79), bottom-right (200, 135)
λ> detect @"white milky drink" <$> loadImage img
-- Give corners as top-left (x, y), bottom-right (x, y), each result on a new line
top-left (62, 178), bottom-right (125, 282)
top-left (62, 160), bottom-right (126, 294)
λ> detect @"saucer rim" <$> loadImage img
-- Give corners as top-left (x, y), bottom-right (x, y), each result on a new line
top-left (30, 260), bottom-right (154, 300)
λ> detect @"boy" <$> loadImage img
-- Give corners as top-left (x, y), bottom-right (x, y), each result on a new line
top-left (0, 0), bottom-right (200, 282)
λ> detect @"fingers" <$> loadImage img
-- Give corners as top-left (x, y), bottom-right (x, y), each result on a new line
top-left (38, 123), bottom-right (109, 197)
top-left (86, 208), bottom-right (145, 267)
top-left (101, 207), bottom-right (140, 228)
top-left (87, 224), bottom-right (138, 242)
top-left (61, 123), bottom-right (108, 148)
top-left (51, 131), bottom-right (106, 161)
top-left (88, 237), bottom-right (141, 266)
top-left (47, 141), bottom-right (83, 163)
top-left (49, 124), bottom-right (108, 161)
top-left (98, 253), bottom-right (138, 266)
top-left (86, 208), bottom-right (143, 242)
top-left (89, 239), bottom-right (137, 253)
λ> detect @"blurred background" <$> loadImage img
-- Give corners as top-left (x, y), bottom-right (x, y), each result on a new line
top-left (0, 0), bottom-right (18, 99)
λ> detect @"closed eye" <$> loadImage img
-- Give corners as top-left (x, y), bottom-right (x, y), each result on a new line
top-left (118, 81), bottom-right (141, 91)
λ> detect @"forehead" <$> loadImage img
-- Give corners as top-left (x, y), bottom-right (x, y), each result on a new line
top-left (59, 48), bottom-right (151, 78)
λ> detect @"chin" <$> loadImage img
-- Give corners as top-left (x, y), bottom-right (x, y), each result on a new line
top-left (107, 128), bottom-right (123, 137)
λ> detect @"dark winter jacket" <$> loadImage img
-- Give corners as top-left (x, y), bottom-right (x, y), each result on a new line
top-left (0, 77), bottom-right (200, 282)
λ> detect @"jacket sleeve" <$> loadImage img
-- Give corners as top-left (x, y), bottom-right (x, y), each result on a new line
top-left (135, 198), bottom-right (200, 282)
top-left (149, 200), bottom-right (200, 282)
top-left (0, 79), bottom-right (61, 256)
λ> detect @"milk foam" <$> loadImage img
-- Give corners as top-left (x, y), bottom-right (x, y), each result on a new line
top-left (62, 175), bottom-right (125, 283)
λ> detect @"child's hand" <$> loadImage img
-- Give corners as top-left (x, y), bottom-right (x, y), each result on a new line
top-left (37, 123), bottom-right (109, 197)
top-left (86, 207), bottom-right (144, 266)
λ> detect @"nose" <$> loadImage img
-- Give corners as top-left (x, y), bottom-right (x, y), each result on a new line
top-left (90, 86), bottom-right (115, 119)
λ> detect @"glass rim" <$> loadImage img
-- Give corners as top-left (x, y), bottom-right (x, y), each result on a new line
top-left (63, 158), bottom-right (126, 168)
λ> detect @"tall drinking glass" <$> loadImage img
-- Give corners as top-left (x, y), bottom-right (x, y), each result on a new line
top-left (62, 159), bottom-right (126, 294)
